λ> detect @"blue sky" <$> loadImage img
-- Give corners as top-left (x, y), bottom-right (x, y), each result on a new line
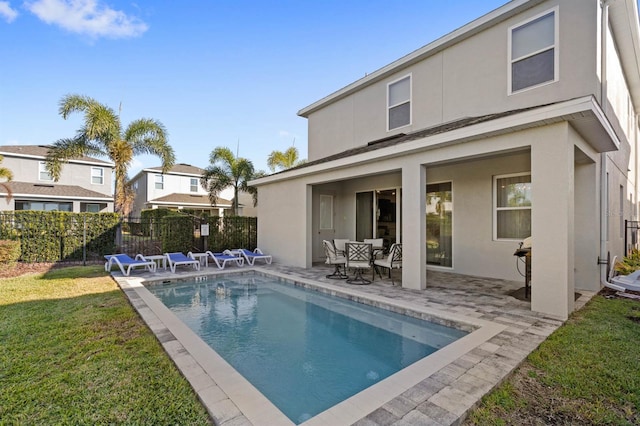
top-left (2, 0), bottom-right (515, 176)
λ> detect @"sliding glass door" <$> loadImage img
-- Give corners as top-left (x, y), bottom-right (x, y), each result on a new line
top-left (426, 182), bottom-right (452, 267)
top-left (356, 189), bottom-right (399, 249)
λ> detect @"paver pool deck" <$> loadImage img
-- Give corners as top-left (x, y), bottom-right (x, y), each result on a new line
top-left (112, 262), bottom-right (595, 426)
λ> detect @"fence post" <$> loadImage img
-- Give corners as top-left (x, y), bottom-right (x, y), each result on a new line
top-left (83, 215), bottom-right (87, 266)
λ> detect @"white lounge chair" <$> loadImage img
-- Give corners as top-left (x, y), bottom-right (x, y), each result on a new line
top-left (235, 248), bottom-right (272, 266)
top-left (165, 252), bottom-right (201, 273)
top-left (373, 243), bottom-right (402, 286)
top-left (610, 264), bottom-right (640, 292)
top-left (323, 240), bottom-right (347, 279)
top-left (104, 253), bottom-right (156, 276)
top-left (206, 250), bottom-right (245, 269)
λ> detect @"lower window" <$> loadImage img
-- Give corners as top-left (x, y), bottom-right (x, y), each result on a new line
top-left (426, 182), bottom-right (452, 267)
top-left (494, 173), bottom-right (531, 239)
top-left (15, 201), bottom-right (73, 212)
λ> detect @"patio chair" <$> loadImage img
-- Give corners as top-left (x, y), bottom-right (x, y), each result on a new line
top-left (373, 243), bottom-right (402, 286)
top-left (165, 252), bottom-right (201, 273)
top-left (345, 241), bottom-right (372, 285)
top-left (206, 250), bottom-right (245, 270)
top-left (364, 238), bottom-right (385, 259)
top-left (104, 253), bottom-right (156, 276)
top-left (333, 239), bottom-right (350, 257)
top-left (323, 240), bottom-right (347, 279)
top-left (234, 248), bottom-right (272, 266)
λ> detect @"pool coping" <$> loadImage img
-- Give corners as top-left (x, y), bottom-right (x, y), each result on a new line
top-left (112, 267), bottom-right (532, 426)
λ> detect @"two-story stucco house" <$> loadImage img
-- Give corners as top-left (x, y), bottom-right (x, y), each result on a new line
top-left (129, 163), bottom-right (233, 217)
top-left (252, 0), bottom-right (640, 320)
top-left (0, 145), bottom-right (114, 212)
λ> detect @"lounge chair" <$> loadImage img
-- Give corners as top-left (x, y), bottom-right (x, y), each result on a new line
top-left (165, 252), bottom-right (201, 273)
top-left (104, 253), bottom-right (156, 276)
top-left (235, 248), bottom-right (272, 266)
top-left (323, 240), bottom-right (347, 279)
top-left (206, 250), bottom-right (245, 269)
top-left (373, 243), bottom-right (402, 285)
top-left (345, 241), bottom-right (372, 285)
top-left (610, 259), bottom-right (640, 292)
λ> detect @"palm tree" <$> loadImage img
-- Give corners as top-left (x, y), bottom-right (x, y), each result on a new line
top-left (46, 94), bottom-right (175, 215)
top-left (267, 145), bottom-right (306, 172)
top-left (0, 155), bottom-right (13, 201)
top-left (200, 147), bottom-right (257, 216)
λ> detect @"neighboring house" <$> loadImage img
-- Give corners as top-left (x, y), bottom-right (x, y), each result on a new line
top-left (252, 0), bottom-right (640, 320)
top-left (129, 163), bottom-right (233, 217)
top-left (0, 145), bottom-right (114, 212)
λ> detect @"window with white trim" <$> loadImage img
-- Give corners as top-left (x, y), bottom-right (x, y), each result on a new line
top-left (91, 167), bottom-right (104, 185)
top-left (155, 174), bottom-right (163, 190)
top-left (494, 173), bottom-right (531, 240)
top-left (190, 178), bottom-right (198, 192)
top-left (387, 75), bottom-right (411, 130)
top-left (38, 161), bottom-right (52, 181)
top-left (509, 8), bottom-right (557, 93)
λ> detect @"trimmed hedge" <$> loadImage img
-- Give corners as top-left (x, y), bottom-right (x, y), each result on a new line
top-left (0, 211), bottom-right (120, 263)
top-left (0, 240), bottom-right (21, 266)
top-left (207, 216), bottom-right (257, 253)
top-left (160, 215), bottom-right (194, 253)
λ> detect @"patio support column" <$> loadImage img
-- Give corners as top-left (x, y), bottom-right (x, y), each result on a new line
top-left (531, 125), bottom-right (575, 320)
top-left (402, 162), bottom-right (426, 290)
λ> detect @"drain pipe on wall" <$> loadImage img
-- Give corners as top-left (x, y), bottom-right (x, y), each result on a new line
top-left (599, 0), bottom-right (625, 291)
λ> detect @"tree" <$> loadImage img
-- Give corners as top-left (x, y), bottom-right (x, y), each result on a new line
top-left (46, 94), bottom-right (175, 215)
top-left (0, 155), bottom-right (13, 201)
top-left (267, 146), bottom-right (306, 172)
top-left (200, 147), bottom-right (257, 216)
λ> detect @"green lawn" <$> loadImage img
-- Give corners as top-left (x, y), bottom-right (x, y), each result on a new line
top-left (0, 265), bottom-right (210, 425)
top-left (466, 294), bottom-right (640, 425)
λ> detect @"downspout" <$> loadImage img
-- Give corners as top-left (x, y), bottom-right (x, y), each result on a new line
top-left (600, 0), bottom-right (626, 291)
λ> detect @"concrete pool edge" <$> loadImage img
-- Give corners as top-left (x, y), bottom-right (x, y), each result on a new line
top-left (113, 269), bottom-right (570, 425)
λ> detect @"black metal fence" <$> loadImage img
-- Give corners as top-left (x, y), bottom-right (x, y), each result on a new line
top-left (120, 215), bottom-right (258, 257)
top-left (624, 220), bottom-right (640, 255)
top-left (0, 211), bottom-right (257, 264)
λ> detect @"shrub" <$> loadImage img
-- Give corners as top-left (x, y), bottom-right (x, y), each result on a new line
top-left (0, 239), bottom-right (21, 266)
top-left (614, 249), bottom-right (640, 275)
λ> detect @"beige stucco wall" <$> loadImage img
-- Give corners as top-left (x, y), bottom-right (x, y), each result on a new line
top-left (2, 155), bottom-right (113, 196)
top-left (306, 0), bottom-right (600, 161)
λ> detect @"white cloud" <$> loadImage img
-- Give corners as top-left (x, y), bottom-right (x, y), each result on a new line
top-left (25, 0), bottom-right (148, 38)
top-left (0, 2), bottom-right (18, 22)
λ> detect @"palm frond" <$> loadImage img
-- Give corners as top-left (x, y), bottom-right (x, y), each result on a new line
top-left (45, 137), bottom-right (104, 181)
top-left (201, 166), bottom-right (232, 205)
top-left (127, 118), bottom-right (175, 173)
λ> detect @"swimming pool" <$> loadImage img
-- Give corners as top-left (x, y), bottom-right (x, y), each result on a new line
top-left (148, 273), bottom-right (468, 424)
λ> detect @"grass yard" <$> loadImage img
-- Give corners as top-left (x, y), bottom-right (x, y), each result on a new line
top-left (466, 293), bottom-right (640, 425)
top-left (0, 265), bottom-right (211, 425)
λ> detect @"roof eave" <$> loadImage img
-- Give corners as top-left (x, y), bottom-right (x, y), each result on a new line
top-left (253, 96), bottom-right (619, 186)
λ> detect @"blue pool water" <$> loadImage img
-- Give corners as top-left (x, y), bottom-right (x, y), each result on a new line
top-left (148, 274), bottom-right (467, 424)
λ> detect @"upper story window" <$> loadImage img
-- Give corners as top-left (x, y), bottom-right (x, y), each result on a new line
top-left (91, 167), bottom-right (104, 185)
top-left (190, 178), bottom-right (198, 192)
top-left (38, 161), bottom-right (52, 181)
top-left (387, 75), bottom-right (411, 131)
top-left (509, 8), bottom-right (557, 93)
top-left (494, 173), bottom-right (531, 240)
top-left (155, 174), bottom-right (164, 190)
